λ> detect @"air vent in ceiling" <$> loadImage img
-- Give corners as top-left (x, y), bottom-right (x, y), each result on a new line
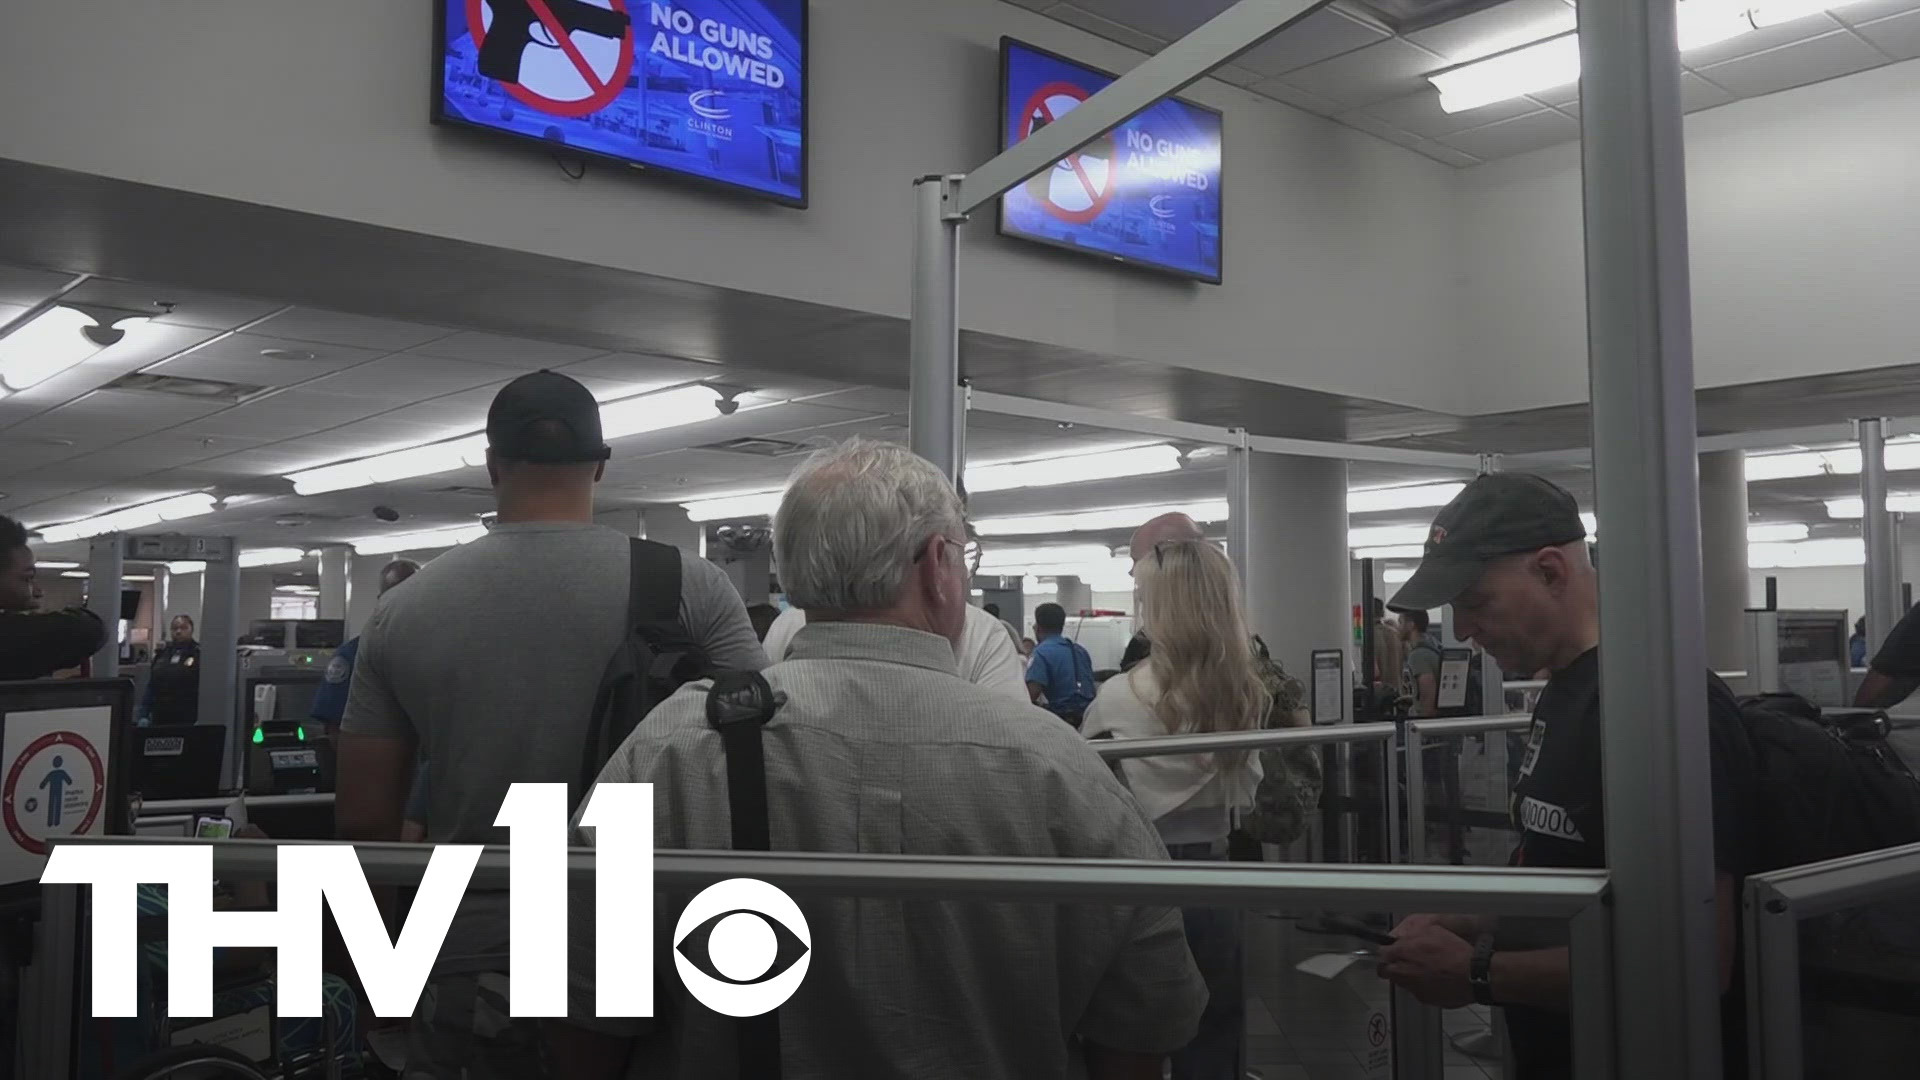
top-left (106, 373), bottom-right (268, 403)
top-left (700, 436), bottom-right (813, 458)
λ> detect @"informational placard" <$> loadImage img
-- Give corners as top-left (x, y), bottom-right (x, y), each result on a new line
top-left (434, 0), bottom-right (808, 205)
top-left (999, 39), bottom-right (1223, 283)
top-left (1438, 648), bottom-right (1475, 711)
top-left (0, 705), bottom-right (112, 887)
top-left (1311, 649), bottom-right (1346, 726)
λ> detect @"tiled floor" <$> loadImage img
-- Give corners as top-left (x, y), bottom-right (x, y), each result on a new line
top-left (1241, 911), bottom-right (1503, 1080)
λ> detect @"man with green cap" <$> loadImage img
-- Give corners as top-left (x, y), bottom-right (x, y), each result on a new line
top-left (1374, 474), bottom-right (1758, 1079)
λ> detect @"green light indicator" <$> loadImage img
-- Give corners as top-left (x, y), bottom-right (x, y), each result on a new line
top-left (252, 727), bottom-right (264, 745)
top-left (296, 726), bottom-right (306, 741)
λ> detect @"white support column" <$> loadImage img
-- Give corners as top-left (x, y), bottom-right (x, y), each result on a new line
top-left (641, 505), bottom-right (702, 555)
top-left (1579, 0), bottom-right (1717, 1074)
top-left (1698, 450), bottom-right (1751, 674)
top-left (198, 551), bottom-right (240, 737)
top-left (1226, 431), bottom-right (1252, 607)
top-left (317, 546), bottom-right (350, 622)
top-left (909, 174), bottom-right (963, 480)
top-left (1243, 453), bottom-right (1349, 688)
top-left (85, 535), bottom-right (124, 676)
top-left (1861, 418), bottom-right (1901, 654)
top-left (346, 555), bottom-right (385, 639)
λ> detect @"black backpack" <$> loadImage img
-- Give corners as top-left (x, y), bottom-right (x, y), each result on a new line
top-left (1738, 691), bottom-right (1920, 871)
top-left (574, 538), bottom-right (712, 805)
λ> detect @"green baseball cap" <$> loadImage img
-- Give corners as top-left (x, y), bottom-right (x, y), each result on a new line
top-left (1387, 473), bottom-right (1588, 613)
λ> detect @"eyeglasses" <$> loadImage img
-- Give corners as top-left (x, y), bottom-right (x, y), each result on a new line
top-left (919, 535), bottom-right (984, 577)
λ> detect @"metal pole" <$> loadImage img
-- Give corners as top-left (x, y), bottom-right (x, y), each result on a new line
top-left (1226, 430), bottom-right (1251, 605)
top-left (1570, 895), bottom-right (1619, 1080)
top-left (85, 534), bottom-right (124, 676)
top-left (1860, 418), bottom-right (1900, 653)
top-left (1404, 721), bottom-right (1427, 864)
top-left (199, 548), bottom-right (242, 780)
top-left (1576, 0), bottom-right (1719, 1074)
top-left (908, 175), bottom-right (963, 479)
top-left (1743, 881), bottom-right (1803, 1080)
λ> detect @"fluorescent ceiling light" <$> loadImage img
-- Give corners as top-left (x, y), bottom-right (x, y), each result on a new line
top-left (0, 306), bottom-right (149, 392)
top-left (1347, 524), bottom-right (1431, 549)
top-left (60, 571), bottom-right (89, 579)
top-left (1746, 440), bottom-right (1920, 482)
top-left (683, 490), bottom-right (785, 523)
top-left (979, 544), bottom-right (1117, 570)
top-left (1824, 494), bottom-right (1920, 519)
top-left (288, 383), bottom-right (725, 496)
top-left (34, 561), bottom-right (81, 570)
top-left (35, 493), bottom-right (218, 545)
top-left (167, 561), bottom-right (207, 575)
top-left (349, 523), bottom-right (488, 556)
top-left (1749, 537), bottom-right (1864, 569)
top-left (967, 444), bottom-right (1182, 495)
top-left (1746, 522), bottom-right (1809, 543)
top-left (1353, 544), bottom-right (1426, 561)
top-left (1428, 2), bottom-right (1857, 114)
top-left (975, 501), bottom-right (1230, 537)
top-left (238, 547), bottom-right (308, 568)
top-left (1347, 483), bottom-right (1466, 515)
top-left (1384, 567), bottom-right (1417, 585)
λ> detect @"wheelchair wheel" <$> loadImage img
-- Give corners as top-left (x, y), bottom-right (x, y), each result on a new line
top-left (110, 1042), bottom-right (275, 1080)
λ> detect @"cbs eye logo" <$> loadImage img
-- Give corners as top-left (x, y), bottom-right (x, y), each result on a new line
top-left (673, 878), bottom-right (812, 1016)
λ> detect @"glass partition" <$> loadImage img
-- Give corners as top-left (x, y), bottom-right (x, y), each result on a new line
top-left (1745, 843), bottom-right (1920, 1080)
top-left (35, 837), bottom-right (1615, 1080)
top-left (1403, 716), bottom-right (1533, 869)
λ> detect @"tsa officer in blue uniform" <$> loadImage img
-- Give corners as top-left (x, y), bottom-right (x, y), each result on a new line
top-left (137, 615), bottom-right (202, 726)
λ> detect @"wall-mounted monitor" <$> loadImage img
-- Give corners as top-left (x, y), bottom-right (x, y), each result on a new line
top-left (998, 38), bottom-right (1224, 284)
top-left (433, 0), bottom-right (809, 206)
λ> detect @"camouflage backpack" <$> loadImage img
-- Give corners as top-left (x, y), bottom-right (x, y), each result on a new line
top-left (1236, 638), bottom-right (1325, 846)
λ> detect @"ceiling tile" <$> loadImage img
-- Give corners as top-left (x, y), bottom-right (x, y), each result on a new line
top-left (558, 353), bottom-right (725, 388)
top-left (189, 399), bottom-right (382, 442)
top-left (0, 267), bottom-right (77, 310)
top-left (1233, 7), bottom-right (1391, 77)
top-left (299, 355), bottom-right (513, 399)
top-left (1831, 0), bottom-right (1920, 26)
top-left (149, 333), bottom-right (388, 386)
top-left (1207, 64), bottom-right (1268, 88)
top-left (1003, 0), bottom-right (1055, 9)
top-left (1056, 0), bottom-right (1222, 40)
top-left (1681, 12), bottom-right (1843, 68)
top-left (405, 331), bottom-right (608, 369)
top-left (1040, 4), bottom-right (1167, 54)
top-left (62, 279), bottom-right (285, 331)
top-left (1435, 107), bottom-right (1579, 160)
top-left (1356, 87), bottom-right (1537, 138)
top-left (248, 308), bottom-right (453, 351)
top-left (1247, 78), bottom-right (1343, 115)
top-left (1407, 140), bottom-right (1482, 167)
top-left (1331, 110), bottom-right (1424, 148)
top-left (1533, 78), bottom-right (1579, 107)
top-left (1270, 38), bottom-right (1449, 108)
top-left (1852, 8), bottom-right (1920, 58)
top-left (1693, 29), bottom-right (1885, 99)
top-left (5, 390), bottom-right (227, 445)
top-left (1405, 0), bottom-right (1575, 63)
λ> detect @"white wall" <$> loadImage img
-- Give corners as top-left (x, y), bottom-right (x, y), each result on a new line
top-left (1749, 567), bottom-right (1865, 625)
top-left (1457, 58), bottom-right (1920, 414)
top-left (0, 0), bottom-right (1468, 411)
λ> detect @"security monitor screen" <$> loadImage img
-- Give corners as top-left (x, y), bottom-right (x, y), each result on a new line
top-left (434, 0), bottom-right (808, 206)
top-left (998, 39), bottom-right (1224, 284)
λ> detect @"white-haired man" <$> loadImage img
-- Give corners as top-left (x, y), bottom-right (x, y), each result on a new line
top-left (550, 439), bottom-right (1205, 1079)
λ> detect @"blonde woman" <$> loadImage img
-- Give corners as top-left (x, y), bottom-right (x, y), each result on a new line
top-left (1082, 539), bottom-right (1269, 1080)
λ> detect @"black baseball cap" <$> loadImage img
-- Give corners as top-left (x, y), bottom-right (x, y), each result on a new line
top-left (1387, 473), bottom-right (1588, 613)
top-left (486, 371), bottom-right (611, 464)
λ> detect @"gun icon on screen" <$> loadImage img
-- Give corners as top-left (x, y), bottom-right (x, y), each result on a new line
top-left (478, 0), bottom-right (632, 85)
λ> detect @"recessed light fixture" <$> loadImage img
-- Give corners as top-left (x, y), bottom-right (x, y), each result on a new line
top-left (259, 348), bottom-right (319, 361)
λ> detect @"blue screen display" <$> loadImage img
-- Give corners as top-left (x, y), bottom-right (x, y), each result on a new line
top-left (1000, 40), bottom-right (1223, 283)
top-left (436, 0), bottom-right (807, 205)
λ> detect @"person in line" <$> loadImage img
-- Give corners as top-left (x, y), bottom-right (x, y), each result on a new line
top-left (1369, 597), bottom-right (1406, 698)
top-left (983, 601), bottom-right (1023, 649)
top-left (547, 439), bottom-right (1206, 1080)
top-left (1854, 604), bottom-right (1920, 709)
top-left (1376, 474), bottom-right (1757, 1080)
top-left (0, 513), bottom-right (105, 680)
top-left (1400, 609), bottom-right (1441, 719)
top-left (1119, 511), bottom-right (1207, 671)
top-left (136, 615), bottom-right (201, 726)
top-left (1849, 615), bottom-right (1868, 669)
top-left (1027, 602), bottom-right (1097, 726)
top-left (336, 370), bottom-right (768, 1078)
top-left (761, 540), bottom-right (1028, 702)
top-left (1082, 539), bottom-right (1267, 1080)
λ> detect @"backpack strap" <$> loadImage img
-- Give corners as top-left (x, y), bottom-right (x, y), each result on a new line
top-left (629, 537), bottom-right (683, 632)
top-left (704, 671), bottom-right (784, 1078)
top-left (573, 540), bottom-right (690, 810)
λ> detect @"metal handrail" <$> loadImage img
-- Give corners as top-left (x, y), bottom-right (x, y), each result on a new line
top-left (138, 793), bottom-right (336, 815)
top-left (1403, 715), bottom-right (1534, 864)
top-left (1743, 842), bottom-right (1920, 1080)
top-left (1088, 720), bottom-right (1398, 759)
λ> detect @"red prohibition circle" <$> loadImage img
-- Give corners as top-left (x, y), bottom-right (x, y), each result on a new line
top-left (4, 730), bottom-right (106, 857)
top-left (1018, 81), bottom-right (1119, 226)
top-left (466, 0), bottom-right (636, 119)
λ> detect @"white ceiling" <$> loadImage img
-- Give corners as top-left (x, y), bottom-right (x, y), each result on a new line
top-left (1005, 0), bottom-right (1920, 165)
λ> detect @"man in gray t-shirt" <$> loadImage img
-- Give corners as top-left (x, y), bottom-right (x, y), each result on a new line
top-left (337, 371), bottom-right (767, 1079)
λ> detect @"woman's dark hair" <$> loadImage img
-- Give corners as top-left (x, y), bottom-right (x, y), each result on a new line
top-left (0, 513), bottom-right (27, 558)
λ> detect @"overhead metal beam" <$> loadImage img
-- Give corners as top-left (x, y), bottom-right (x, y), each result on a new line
top-left (955, 0), bottom-right (1333, 215)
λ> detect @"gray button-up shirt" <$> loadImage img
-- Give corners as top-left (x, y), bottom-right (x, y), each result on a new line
top-left (570, 621), bottom-right (1206, 1078)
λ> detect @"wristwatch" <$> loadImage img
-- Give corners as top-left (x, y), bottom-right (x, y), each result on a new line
top-left (1469, 933), bottom-right (1497, 1007)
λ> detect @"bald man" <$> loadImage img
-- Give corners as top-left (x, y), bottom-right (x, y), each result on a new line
top-left (1119, 512), bottom-right (1209, 671)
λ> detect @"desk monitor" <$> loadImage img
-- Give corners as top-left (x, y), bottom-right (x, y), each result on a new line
top-left (293, 620), bottom-right (345, 650)
top-left (131, 725), bottom-right (227, 801)
top-left (0, 678), bottom-right (134, 896)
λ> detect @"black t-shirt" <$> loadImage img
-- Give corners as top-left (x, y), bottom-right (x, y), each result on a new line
top-left (1868, 602), bottom-right (1920, 679)
top-left (1502, 648), bottom-right (1757, 1079)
